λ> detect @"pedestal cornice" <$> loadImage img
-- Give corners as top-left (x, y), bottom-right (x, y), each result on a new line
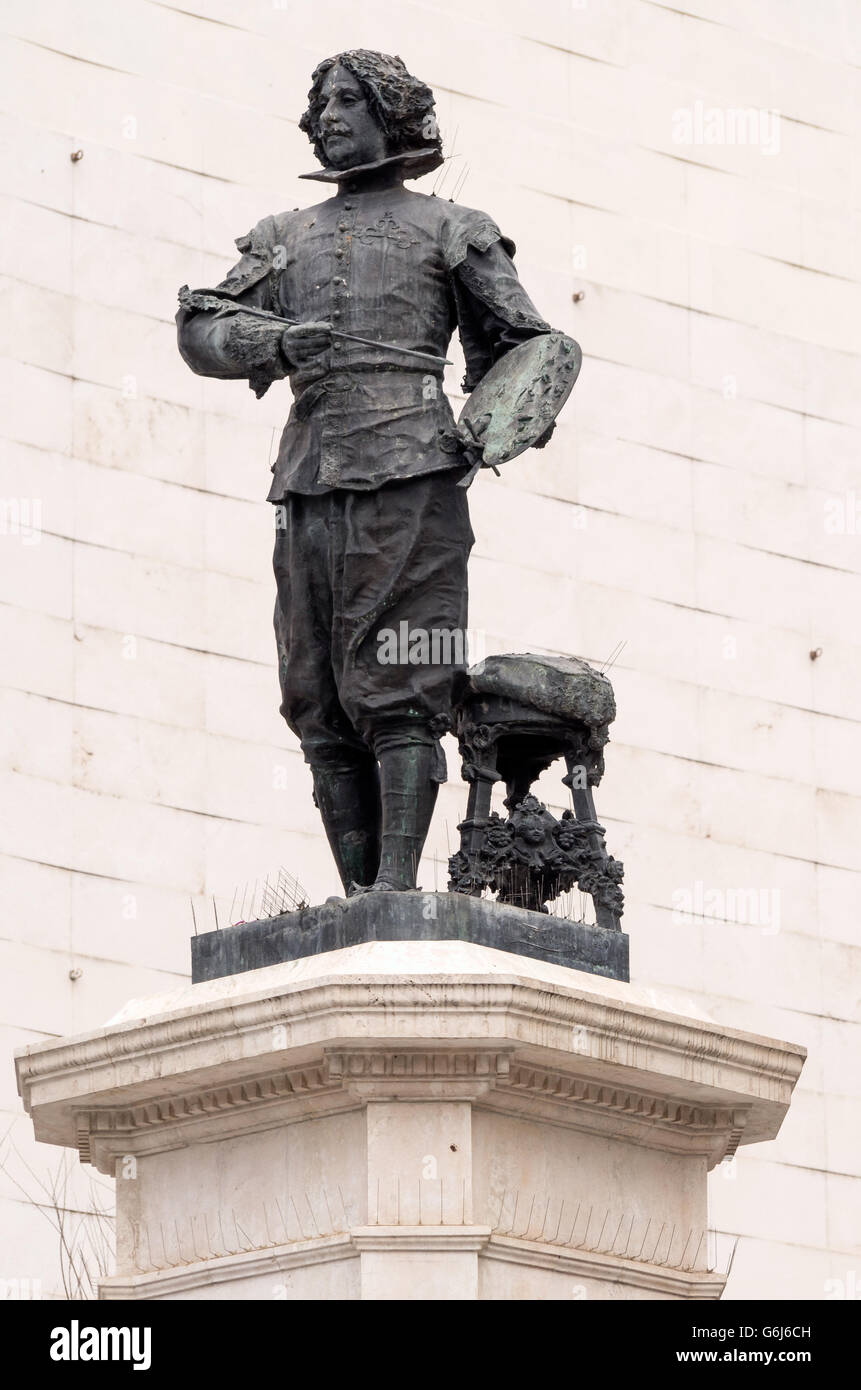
top-left (16, 942), bottom-right (804, 1172)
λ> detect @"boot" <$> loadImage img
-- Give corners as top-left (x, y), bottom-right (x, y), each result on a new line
top-left (310, 760), bottom-right (381, 894)
top-left (371, 744), bottom-right (439, 891)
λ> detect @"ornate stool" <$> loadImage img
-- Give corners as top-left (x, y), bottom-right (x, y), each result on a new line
top-left (448, 654), bottom-right (624, 926)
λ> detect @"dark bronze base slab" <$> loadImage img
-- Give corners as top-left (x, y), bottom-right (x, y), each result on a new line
top-left (191, 892), bottom-right (629, 984)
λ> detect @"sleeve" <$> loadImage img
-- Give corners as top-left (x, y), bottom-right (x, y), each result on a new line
top-left (442, 207), bottom-right (553, 394)
top-left (176, 217), bottom-right (290, 400)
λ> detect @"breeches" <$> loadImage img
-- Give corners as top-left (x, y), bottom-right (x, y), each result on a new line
top-left (273, 470), bottom-right (474, 776)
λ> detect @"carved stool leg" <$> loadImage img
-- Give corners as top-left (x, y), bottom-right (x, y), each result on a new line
top-left (563, 752), bottom-right (623, 932)
top-left (464, 749), bottom-right (497, 825)
top-left (450, 738), bottom-right (500, 895)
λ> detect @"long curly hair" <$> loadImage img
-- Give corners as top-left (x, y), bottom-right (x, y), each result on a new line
top-left (299, 50), bottom-right (443, 167)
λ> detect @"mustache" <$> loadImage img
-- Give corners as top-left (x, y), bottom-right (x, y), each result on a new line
top-left (322, 125), bottom-right (352, 139)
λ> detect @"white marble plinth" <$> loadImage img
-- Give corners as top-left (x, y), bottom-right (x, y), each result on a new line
top-left (14, 940), bottom-right (805, 1301)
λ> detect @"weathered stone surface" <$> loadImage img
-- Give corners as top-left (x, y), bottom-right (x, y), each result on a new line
top-left (191, 890), bottom-right (629, 983)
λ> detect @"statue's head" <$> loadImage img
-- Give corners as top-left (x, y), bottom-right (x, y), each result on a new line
top-left (300, 50), bottom-right (442, 172)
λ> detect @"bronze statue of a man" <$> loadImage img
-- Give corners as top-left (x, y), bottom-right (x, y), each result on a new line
top-left (177, 50), bottom-right (553, 895)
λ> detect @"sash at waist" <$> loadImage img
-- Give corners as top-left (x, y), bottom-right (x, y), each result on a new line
top-left (292, 365), bottom-right (444, 420)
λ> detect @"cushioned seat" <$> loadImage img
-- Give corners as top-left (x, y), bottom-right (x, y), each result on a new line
top-left (460, 653), bottom-right (616, 733)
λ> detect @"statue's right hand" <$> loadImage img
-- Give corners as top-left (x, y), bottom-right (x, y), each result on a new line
top-left (281, 322), bottom-right (333, 367)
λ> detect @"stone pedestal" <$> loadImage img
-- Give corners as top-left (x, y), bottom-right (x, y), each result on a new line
top-left (191, 890), bottom-right (629, 983)
top-left (15, 939), bottom-right (804, 1301)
